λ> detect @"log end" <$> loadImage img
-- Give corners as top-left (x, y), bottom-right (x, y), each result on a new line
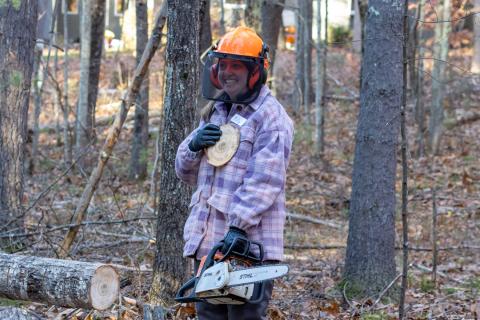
top-left (90, 265), bottom-right (120, 310)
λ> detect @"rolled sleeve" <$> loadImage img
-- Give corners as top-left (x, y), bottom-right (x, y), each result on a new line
top-left (227, 130), bottom-right (289, 229)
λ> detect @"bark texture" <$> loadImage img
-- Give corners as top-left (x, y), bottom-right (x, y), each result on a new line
top-left (344, 0), bottom-right (404, 298)
top-left (87, 0), bottom-right (106, 130)
top-left (0, 253), bottom-right (119, 310)
top-left (471, 0), bottom-right (480, 73)
top-left (76, 0), bottom-right (106, 154)
top-left (260, 0), bottom-right (285, 71)
top-left (429, 0), bottom-right (450, 154)
top-left (245, 0), bottom-right (262, 32)
top-left (149, 0), bottom-right (199, 307)
top-left (129, 0), bottom-right (150, 180)
top-left (0, 1), bottom-right (38, 232)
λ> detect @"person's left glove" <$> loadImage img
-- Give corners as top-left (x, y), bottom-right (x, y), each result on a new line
top-left (221, 226), bottom-right (248, 255)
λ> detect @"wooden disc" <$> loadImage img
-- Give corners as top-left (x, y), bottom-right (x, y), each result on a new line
top-left (90, 265), bottom-right (120, 310)
top-left (206, 124), bottom-right (240, 167)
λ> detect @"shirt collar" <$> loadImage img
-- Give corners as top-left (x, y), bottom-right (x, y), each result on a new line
top-left (213, 85), bottom-right (271, 113)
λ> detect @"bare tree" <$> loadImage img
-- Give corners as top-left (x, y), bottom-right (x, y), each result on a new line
top-left (471, 0), bottom-right (480, 73)
top-left (352, 0), bottom-right (362, 52)
top-left (129, 0), bottom-right (150, 180)
top-left (415, 0), bottom-right (426, 157)
top-left (303, 0), bottom-right (313, 125)
top-left (245, 0), bottom-right (262, 31)
top-left (149, 0), bottom-right (199, 308)
top-left (0, 1), bottom-right (38, 234)
top-left (62, 0), bottom-right (73, 168)
top-left (294, 5), bottom-right (305, 113)
top-left (429, 0), bottom-right (451, 154)
top-left (260, 0), bottom-right (285, 71)
top-left (344, 0), bottom-right (404, 298)
top-left (76, 0), bottom-right (106, 159)
top-left (314, 0), bottom-right (325, 155)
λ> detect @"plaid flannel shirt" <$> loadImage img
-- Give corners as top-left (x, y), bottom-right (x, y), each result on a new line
top-left (175, 86), bottom-right (294, 261)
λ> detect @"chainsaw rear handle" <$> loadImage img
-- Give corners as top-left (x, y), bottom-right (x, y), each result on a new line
top-left (220, 237), bottom-right (264, 263)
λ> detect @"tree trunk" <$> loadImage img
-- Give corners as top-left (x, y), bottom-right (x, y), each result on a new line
top-left (220, 0), bottom-right (226, 34)
top-left (245, 0), bottom-right (262, 31)
top-left (471, 0), bottom-right (480, 73)
top-left (199, 0), bottom-right (212, 55)
top-left (149, 0), bottom-right (199, 307)
top-left (87, 0), bottom-right (106, 133)
top-left (129, 0), bottom-right (150, 180)
top-left (30, 0), bottom-right (60, 174)
top-left (76, 0), bottom-right (94, 154)
top-left (260, 0), bottom-right (285, 71)
top-left (0, 253), bottom-right (119, 310)
top-left (314, 0), bottom-right (325, 155)
top-left (429, 0), bottom-right (450, 154)
top-left (198, 0), bottom-right (212, 112)
top-left (76, 0), bottom-right (106, 158)
top-left (294, 6), bottom-right (304, 113)
top-left (62, 0), bottom-right (73, 168)
top-left (302, 0), bottom-right (313, 125)
top-left (0, 1), bottom-right (38, 234)
top-left (415, 0), bottom-right (425, 157)
top-left (344, 0), bottom-right (404, 298)
top-left (352, 0), bottom-right (362, 52)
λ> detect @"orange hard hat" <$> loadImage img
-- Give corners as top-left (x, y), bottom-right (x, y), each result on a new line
top-left (215, 26), bottom-right (269, 69)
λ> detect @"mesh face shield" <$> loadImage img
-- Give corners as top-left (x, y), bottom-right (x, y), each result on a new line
top-left (201, 51), bottom-right (266, 105)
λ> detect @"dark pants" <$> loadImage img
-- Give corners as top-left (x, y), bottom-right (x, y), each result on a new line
top-left (193, 260), bottom-right (274, 320)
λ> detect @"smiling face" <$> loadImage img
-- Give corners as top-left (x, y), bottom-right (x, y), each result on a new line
top-left (218, 58), bottom-right (249, 100)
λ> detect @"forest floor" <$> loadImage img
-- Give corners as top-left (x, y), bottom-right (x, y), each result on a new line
top-left (2, 45), bottom-right (479, 319)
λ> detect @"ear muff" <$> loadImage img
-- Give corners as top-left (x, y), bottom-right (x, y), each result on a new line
top-left (247, 65), bottom-right (268, 90)
top-left (209, 63), bottom-right (222, 89)
top-left (248, 65), bottom-right (260, 90)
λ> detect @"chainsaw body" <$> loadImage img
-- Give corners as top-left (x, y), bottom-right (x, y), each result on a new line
top-left (175, 239), bottom-right (288, 305)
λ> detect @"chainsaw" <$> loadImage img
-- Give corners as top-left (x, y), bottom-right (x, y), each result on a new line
top-left (175, 238), bottom-right (289, 305)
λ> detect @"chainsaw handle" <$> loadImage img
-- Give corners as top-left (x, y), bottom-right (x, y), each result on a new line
top-left (175, 277), bottom-right (199, 303)
top-left (219, 238), bottom-right (264, 263)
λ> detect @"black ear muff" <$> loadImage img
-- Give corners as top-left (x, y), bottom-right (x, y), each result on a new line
top-left (209, 63), bottom-right (222, 89)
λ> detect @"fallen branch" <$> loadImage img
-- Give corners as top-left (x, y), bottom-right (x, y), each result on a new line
top-left (287, 212), bottom-right (343, 229)
top-left (445, 113), bottom-right (480, 129)
top-left (412, 263), bottom-right (465, 284)
top-left (58, 2), bottom-right (168, 258)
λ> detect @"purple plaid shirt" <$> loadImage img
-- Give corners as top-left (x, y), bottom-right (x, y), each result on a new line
top-left (175, 86), bottom-right (294, 261)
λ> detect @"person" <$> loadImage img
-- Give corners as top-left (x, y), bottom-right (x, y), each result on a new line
top-left (175, 26), bottom-right (294, 320)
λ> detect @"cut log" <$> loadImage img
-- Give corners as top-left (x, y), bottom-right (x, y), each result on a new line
top-left (0, 307), bottom-right (42, 320)
top-left (0, 253), bottom-right (119, 310)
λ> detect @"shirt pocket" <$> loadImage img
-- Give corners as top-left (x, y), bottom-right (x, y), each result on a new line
top-left (207, 191), bottom-right (233, 215)
top-left (232, 126), bottom-right (255, 169)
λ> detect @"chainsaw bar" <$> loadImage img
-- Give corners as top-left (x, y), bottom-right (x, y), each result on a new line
top-left (227, 264), bottom-right (289, 287)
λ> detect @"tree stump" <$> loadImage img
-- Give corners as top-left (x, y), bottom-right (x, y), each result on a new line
top-left (0, 253), bottom-right (119, 310)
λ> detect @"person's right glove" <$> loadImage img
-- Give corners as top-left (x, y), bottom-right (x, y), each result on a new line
top-left (221, 226), bottom-right (248, 255)
top-left (188, 123), bottom-right (222, 152)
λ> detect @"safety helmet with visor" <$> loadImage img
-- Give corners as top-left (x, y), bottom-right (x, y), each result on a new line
top-left (201, 27), bottom-right (270, 105)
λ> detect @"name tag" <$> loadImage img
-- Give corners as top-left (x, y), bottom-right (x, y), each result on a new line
top-left (230, 114), bottom-right (247, 127)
